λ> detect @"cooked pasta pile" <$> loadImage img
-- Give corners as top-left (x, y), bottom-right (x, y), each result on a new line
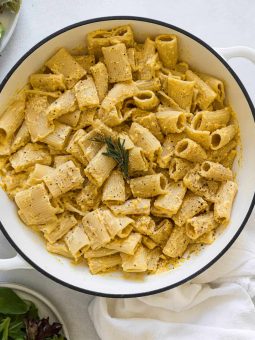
top-left (0, 25), bottom-right (238, 275)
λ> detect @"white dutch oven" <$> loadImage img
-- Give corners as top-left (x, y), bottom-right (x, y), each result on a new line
top-left (0, 17), bottom-right (255, 297)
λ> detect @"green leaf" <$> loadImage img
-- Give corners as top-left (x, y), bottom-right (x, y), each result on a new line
top-left (8, 316), bottom-right (26, 339)
top-left (0, 23), bottom-right (4, 40)
top-left (0, 288), bottom-right (29, 315)
top-left (25, 301), bottom-right (39, 320)
top-left (0, 317), bottom-right (10, 340)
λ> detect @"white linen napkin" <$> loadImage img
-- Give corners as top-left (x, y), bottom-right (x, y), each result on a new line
top-left (89, 209), bottom-right (255, 340)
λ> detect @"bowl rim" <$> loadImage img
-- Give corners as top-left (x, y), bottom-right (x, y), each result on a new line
top-left (0, 15), bottom-right (255, 298)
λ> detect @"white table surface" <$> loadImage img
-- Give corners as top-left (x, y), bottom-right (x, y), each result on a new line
top-left (0, 1), bottom-right (255, 339)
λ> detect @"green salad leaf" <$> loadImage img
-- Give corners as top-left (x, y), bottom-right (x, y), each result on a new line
top-left (0, 288), bottom-right (29, 314)
top-left (0, 317), bottom-right (11, 340)
top-left (0, 22), bottom-right (4, 40)
top-left (7, 315), bottom-right (26, 339)
top-left (0, 0), bottom-right (21, 13)
top-left (0, 288), bottom-right (65, 340)
top-left (26, 301), bottom-right (40, 320)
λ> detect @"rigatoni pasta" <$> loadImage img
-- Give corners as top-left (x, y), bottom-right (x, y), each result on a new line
top-left (102, 43), bottom-right (132, 83)
top-left (200, 161), bottom-right (233, 181)
top-left (0, 24), bottom-right (239, 277)
top-left (156, 110), bottom-right (186, 134)
top-left (186, 212), bottom-right (218, 240)
top-left (175, 138), bottom-right (207, 163)
top-left (130, 174), bottom-right (167, 198)
top-left (0, 96), bottom-right (25, 143)
top-left (214, 181), bottom-right (238, 224)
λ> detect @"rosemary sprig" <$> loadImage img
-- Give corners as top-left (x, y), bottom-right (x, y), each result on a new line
top-left (91, 135), bottom-right (129, 180)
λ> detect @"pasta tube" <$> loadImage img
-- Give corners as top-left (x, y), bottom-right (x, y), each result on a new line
top-left (45, 48), bottom-right (86, 89)
top-left (106, 233), bottom-right (142, 255)
top-left (153, 181), bottom-right (187, 217)
top-left (45, 90), bottom-right (77, 122)
top-left (77, 181), bottom-right (101, 210)
top-left (64, 224), bottom-right (90, 257)
top-left (175, 138), bottom-right (207, 163)
top-left (82, 210), bottom-right (111, 249)
top-left (47, 241), bottom-right (73, 258)
top-left (74, 77), bottom-right (99, 110)
top-left (172, 192), bottom-right (208, 226)
top-left (66, 129), bottom-right (88, 165)
top-left (45, 214), bottom-right (77, 244)
top-left (84, 145), bottom-right (116, 187)
top-left (133, 113), bottom-right (164, 142)
top-left (163, 225), bottom-right (190, 257)
top-left (100, 83), bottom-right (138, 115)
top-left (90, 62), bottom-right (109, 102)
top-left (101, 209), bottom-right (134, 238)
top-left (197, 72), bottom-right (225, 103)
top-left (25, 95), bottom-right (54, 142)
top-left (149, 219), bottom-right (173, 245)
top-left (0, 96), bottom-right (25, 143)
top-left (11, 122), bottom-right (30, 153)
top-left (102, 170), bottom-right (125, 204)
top-left (183, 166), bottom-right (219, 202)
top-left (167, 77), bottom-right (195, 111)
top-left (121, 245), bottom-right (147, 272)
top-left (156, 110), bottom-right (186, 134)
top-left (30, 74), bottom-right (66, 92)
top-left (192, 108), bottom-right (230, 132)
top-left (185, 126), bottom-right (211, 150)
top-left (10, 143), bottom-right (51, 172)
top-left (43, 160), bottom-right (84, 197)
top-left (15, 183), bottom-right (57, 225)
top-left (133, 90), bottom-right (159, 110)
top-left (214, 181), bottom-right (238, 224)
top-left (130, 174), bottom-right (167, 198)
top-left (88, 254), bottom-right (121, 274)
top-left (109, 198), bottom-right (151, 216)
top-left (129, 122), bottom-right (161, 161)
top-left (186, 211), bottom-right (218, 240)
top-left (155, 34), bottom-right (178, 69)
top-left (41, 122), bottom-right (72, 150)
top-left (83, 248), bottom-right (118, 258)
top-left (135, 78), bottom-right (161, 92)
top-left (169, 157), bottom-right (194, 181)
top-left (186, 70), bottom-right (217, 110)
top-left (102, 43), bottom-right (132, 83)
top-left (210, 125), bottom-right (237, 150)
top-left (200, 161), bottom-right (233, 181)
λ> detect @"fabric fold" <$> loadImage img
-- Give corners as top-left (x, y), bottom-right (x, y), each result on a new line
top-left (89, 210), bottom-right (255, 339)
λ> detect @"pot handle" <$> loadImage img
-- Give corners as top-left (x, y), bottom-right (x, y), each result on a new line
top-left (216, 46), bottom-right (255, 63)
top-left (0, 253), bottom-right (31, 270)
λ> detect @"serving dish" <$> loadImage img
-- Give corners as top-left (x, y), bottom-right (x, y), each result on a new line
top-left (0, 282), bottom-right (70, 339)
top-left (0, 16), bottom-right (255, 297)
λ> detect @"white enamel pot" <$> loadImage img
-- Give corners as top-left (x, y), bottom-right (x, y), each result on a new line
top-left (0, 17), bottom-right (255, 297)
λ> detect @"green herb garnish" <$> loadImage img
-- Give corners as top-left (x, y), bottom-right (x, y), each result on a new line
top-left (92, 135), bottom-right (129, 179)
top-left (0, 287), bottom-right (65, 340)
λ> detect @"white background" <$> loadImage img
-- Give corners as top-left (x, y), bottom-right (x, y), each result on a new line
top-left (0, 1), bottom-right (255, 339)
